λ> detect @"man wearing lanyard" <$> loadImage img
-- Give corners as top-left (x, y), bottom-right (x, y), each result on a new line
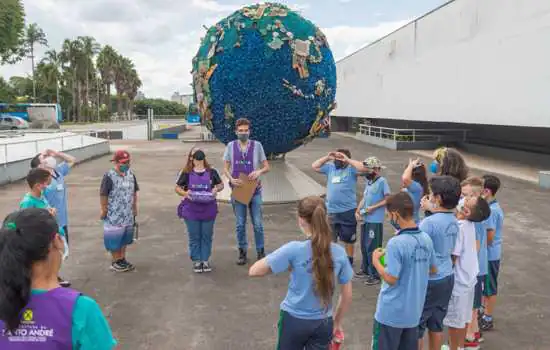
top-left (223, 118), bottom-right (270, 265)
top-left (30, 149), bottom-right (76, 287)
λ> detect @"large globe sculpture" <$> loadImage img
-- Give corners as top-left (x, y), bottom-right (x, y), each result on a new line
top-left (192, 3), bottom-right (336, 158)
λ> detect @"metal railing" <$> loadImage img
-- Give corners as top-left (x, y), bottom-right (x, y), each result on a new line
top-left (358, 124), bottom-right (468, 142)
top-left (0, 131), bottom-right (103, 165)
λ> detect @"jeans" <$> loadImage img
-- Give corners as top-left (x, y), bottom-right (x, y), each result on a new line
top-left (184, 219), bottom-right (215, 262)
top-left (232, 193), bottom-right (264, 251)
top-left (361, 222), bottom-right (383, 278)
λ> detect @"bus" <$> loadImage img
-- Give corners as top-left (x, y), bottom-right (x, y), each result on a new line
top-left (0, 103), bottom-right (63, 124)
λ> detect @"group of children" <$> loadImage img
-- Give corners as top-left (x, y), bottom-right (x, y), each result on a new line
top-left (312, 149), bottom-right (504, 350)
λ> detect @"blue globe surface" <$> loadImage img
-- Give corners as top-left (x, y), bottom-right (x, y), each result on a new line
top-left (192, 3), bottom-right (336, 158)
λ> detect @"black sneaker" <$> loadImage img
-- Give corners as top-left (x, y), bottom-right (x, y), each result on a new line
top-left (257, 248), bottom-right (265, 260)
top-left (365, 276), bottom-right (381, 286)
top-left (237, 248), bottom-right (248, 265)
top-left (202, 261), bottom-right (212, 272)
top-left (58, 277), bottom-right (71, 288)
top-left (353, 270), bottom-right (368, 280)
top-left (121, 259), bottom-right (135, 271)
top-left (110, 260), bottom-right (131, 272)
top-left (193, 262), bottom-right (203, 273)
top-left (479, 316), bottom-right (494, 331)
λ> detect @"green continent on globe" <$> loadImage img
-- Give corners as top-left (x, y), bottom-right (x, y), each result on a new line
top-left (192, 2), bottom-right (337, 158)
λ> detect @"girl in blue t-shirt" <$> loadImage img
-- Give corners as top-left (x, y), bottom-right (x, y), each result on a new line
top-left (249, 196), bottom-right (354, 350)
top-left (0, 208), bottom-right (117, 350)
top-left (401, 158), bottom-right (429, 223)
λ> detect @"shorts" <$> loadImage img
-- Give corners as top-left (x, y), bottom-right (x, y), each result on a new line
top-left (329, 209), bottom-right (357, 244)
top-left (277, 310), bottom-right (333, 350)
top-left (418, 274), bottom-right (454, 338)
top-left (473, 275), bottom-right (485, 309)
top-left (443, 287), bottom-right (475, 329)
top-left (483, 260), bottom-right (500, 297)
top-left (372, 320), bottom-right (418, 350)
top-left (104, 224), bottom-right (134, 252)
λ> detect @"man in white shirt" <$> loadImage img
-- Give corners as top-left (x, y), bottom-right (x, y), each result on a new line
top-left (444, 196), bottom-right (490, 350)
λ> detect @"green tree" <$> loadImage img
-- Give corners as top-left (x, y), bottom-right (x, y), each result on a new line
top-left (41, 49), bottom-right (62, 103)
top-left (134, 98), bottom-right (187, 117)
top-left (0, 0), bottom-right (26, 64)
top-left (97, 45), bottom-right (119, 116)
top-left (24, 23), bottom-right (48, 100)
top-left (0, 77), bottom-right (16, 102)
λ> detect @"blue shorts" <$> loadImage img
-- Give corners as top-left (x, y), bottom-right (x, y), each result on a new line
top-left (419, 274), bottom-right (455, 338)
top-left (104, 224), bottom-right (134, 252)
top-left (483, 260), bottom-right (500, 297)
top-left (329, 209), bottom-right (357, 244)
top-left (277, 310), bottom-right (333, 350)
top-left (372, 320), bottom-right (417, 350)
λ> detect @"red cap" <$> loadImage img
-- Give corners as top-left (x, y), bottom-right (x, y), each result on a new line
top-left (112, 150), bottom-right (130, 163)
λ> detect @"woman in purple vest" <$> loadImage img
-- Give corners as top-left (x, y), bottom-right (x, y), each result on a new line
top-left (0, 208), bottom-right (117, 349)
top-left (176, 148), bottom-right (224, 273)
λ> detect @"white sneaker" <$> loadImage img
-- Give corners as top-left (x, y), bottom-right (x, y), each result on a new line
top-left (202, 261), bottom-right (212, 272)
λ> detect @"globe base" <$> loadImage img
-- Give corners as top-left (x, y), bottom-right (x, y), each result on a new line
top-left (217, 159), bottom-right (325, 204)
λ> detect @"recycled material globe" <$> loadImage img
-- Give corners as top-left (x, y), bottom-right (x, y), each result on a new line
top-left (192, 2), bottom-right (336, 158)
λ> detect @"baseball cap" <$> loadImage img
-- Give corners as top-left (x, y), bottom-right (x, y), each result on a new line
top-left (112, 150), bottom-right (130, 163)
top-left (363, 156), bottom-right (385, 169)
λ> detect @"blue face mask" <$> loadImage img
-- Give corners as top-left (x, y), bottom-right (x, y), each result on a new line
top-left (429, 160), bottom-right (439, 174)
top-left (390, 214), bottom-right (401, 231)
top-left (119, 164), bottom-right (130, 173)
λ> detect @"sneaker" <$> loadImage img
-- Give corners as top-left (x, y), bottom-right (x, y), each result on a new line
top-left (193, 262), bottom-right (203, 273)
top-left (464, 337), bottom-right (480, 349)
top-left (353, 270), bottom-right (368, 280)
top-left (475, 331), bottom-right (484, 343)
top-left (57, 277), bottom-right (71, 288)
top-left (257, 248), bottom-right (265, 260)
top-left (479, 316), bottom-right (494, 331)
top-left (121, 259), bottom-right (135, 271)
top-left (365, 276), bottom-right (381, 286)
top-left (202, 261), bottom-right (212, 272)
top-left (237, 248), bottom-right (248, 266)
top-left (110, 260), bottom-right (131, 272)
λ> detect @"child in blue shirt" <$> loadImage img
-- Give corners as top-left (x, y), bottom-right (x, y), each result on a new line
top-left (418, 176), bottom-right (461, 350)
top-left (371, 192), bottom-right (435, 350)
top-left (479, 174), bottom-right (504, 331)
top-left (401, 158), bottom-right (429, 223)
top-left (355, 156), bottom-right (391, 286)
top-left (249, 196), bottom-right (353, 350)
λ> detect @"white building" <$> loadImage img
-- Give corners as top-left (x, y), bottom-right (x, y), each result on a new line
top-left (171, 92), bottom-right (194, 106)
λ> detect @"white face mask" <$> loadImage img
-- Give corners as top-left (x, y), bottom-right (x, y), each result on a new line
top-left (457, 197), bottom-right (466, 212)
top-left (59, 235), bottom-right (69, 262)
top-left (43, 156), bottom-right (57, 169)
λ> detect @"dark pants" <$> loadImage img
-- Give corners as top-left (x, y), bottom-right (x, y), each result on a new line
top-left (419, 275), bottom-right (455, 338)
top-left (372, 320), bottom-right (418, 350)
top-left (361, 222), bottom-right (383, 278)
top-left (63, 226), bottom-right (68, 245)
top-left (474, 275), bottom-right (485, 309)
top-left (277, 310), bottom-right (333, 350)
top-left (483, 260), bottom-right (500, 297)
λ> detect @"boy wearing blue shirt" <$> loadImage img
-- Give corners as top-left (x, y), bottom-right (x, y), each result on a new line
top-left (355, 156), bottom-right (391, 286)
top-left (312, 149), bottom-right (361, 265)
top-left (371, 192), bottom-right (435, 350)
top-left (418, 176), bottom-right (461, 350)
top-left (480, 175), bottom-right (504, 331)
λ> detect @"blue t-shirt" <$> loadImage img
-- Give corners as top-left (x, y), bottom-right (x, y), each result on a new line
top-left (374, 228), bottom-right (435, 328)
top-left (362, 176), bottom-right (391, 223)
top-left (475, 221), bottom-right (488, 276)
top-left (419, 212), bottom-right (459, 281)
top-left (404, 181), bottom-right (423, 223)
top-left (44, 163), bottom-right (70, 227)
top-left (320, 163), bottom-right (358, 214)
top-left (486, 200), bottom-right (504, 261)
top-left (266, 240), bottom-right (354, 320)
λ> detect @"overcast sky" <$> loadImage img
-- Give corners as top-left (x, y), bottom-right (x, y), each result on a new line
top-left (0, 0), bottom-right (446, 99)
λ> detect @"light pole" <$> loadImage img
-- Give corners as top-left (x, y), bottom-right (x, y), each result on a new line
top-left (96, 75), bottom-right (100, 122)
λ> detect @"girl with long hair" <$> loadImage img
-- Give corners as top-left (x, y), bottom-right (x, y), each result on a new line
top-left (249, 196), bottom-right (353, 350)
top-left (402, 158), bottom-right (429, 223)
top-left (175, 147), bottom-right (224, 273)
top-left (0, 208), bottom-right (116, 349)
top-left (430, 147), bottom-right (469, 182)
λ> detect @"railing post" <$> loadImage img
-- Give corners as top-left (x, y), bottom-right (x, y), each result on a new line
top-left (393, 129), bottom-right (397, 141)
top-left (3, 145), bottom-right (7, 169)
top-left (61, 136), bottom-right (65, 151)
top-left (462, 130), bottom-right (467, 142)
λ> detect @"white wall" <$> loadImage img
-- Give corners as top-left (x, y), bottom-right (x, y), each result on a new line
top-left (335, 0), bottom-right (550, 128)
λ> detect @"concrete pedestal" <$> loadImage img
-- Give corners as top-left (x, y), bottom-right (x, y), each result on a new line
top-left (217, 159), bottom-right (325, 204)
top-left (539, 171), bottom-right (550, 189)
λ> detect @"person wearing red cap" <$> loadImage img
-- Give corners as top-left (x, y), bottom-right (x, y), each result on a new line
top-left (99, 150), bottom-right (139, 272)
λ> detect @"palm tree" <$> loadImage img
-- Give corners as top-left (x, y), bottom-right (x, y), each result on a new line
top-left (60, 39), bottom-right (85, 121)
top-left (97, 45), bottom-right (119, 117)
top-left (41, 49), bottom-right (62, 103)
top-left (24, 23), bottom-right (48, 101)
top-left (114, 55), bottom-right (133, 119)
top-left (78, 36), bottom-right (100, 114)
top-left (124, 68), bottom-right (142, 119)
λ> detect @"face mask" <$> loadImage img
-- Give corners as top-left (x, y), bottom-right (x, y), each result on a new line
top-left (43, 156), bottom-right (57, 169)
top-left (237, 132), bottom-right (249, 142)
top-left (119, 164), bottom-right (130, 173)
top-left (365, 172), bottom-right (376, 180)
top-left (390, 214), bottom-right (401, 231)
top-left (429, 160), bottom-right (439, 174)
top-left (457, 196), bottom-right (466, 212)
top-left (193, 150), bottom-right (206, 161)
top-left (57, 234), bottom-right (69, 262)
top-left (334, 160), bottom-right (345, 169)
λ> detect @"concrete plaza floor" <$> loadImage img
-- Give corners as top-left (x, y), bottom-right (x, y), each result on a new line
top-left (0, 135), bottom-right (548, 349)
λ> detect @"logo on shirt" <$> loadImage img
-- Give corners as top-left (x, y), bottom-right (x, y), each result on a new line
top-left (412, 245), bottom-right (431, 263)
top-left (22, 309), bottom-right (34, 324)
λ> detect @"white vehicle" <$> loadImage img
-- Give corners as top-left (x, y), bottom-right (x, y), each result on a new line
top-left (0, 115), bottom-right (29, 130)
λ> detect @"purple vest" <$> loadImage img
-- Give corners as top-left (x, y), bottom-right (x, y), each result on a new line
top-left (0, 288), bottom-right (80, 349)
top-left (231, 141), bottom-right (261, 193)
top-left (178, 170), bottom-right (218, 221)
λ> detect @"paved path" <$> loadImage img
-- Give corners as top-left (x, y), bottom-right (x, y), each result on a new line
top-left (0, 135), bottom-right (548, 349)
